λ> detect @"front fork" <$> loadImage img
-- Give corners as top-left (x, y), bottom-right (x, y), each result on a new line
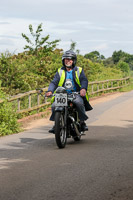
top-left (64, 107), bottom-right (68, 135)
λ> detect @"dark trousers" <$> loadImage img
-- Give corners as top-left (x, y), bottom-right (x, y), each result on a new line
top-left (50, 94), bottom-right (88, 121)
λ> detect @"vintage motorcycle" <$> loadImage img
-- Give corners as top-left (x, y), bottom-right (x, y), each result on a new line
top-left (37, 86), bottom-right (86, 149)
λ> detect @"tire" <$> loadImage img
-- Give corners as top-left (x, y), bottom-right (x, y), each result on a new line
top-left (55, 112), bottom-right (67, 148)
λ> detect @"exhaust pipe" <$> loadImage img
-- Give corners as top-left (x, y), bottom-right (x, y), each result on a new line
top-left (68, 116), bottom-right (80, 137)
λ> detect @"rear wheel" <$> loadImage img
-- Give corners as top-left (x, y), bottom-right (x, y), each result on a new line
top-left (55, 112), bottom-right (67, 148)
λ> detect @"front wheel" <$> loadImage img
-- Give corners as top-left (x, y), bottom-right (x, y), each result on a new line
top-left (55, 112), bottom-right (67, 148)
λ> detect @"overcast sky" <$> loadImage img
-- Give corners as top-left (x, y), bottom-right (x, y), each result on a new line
top-left (0, 0), bottom-right (133, 58)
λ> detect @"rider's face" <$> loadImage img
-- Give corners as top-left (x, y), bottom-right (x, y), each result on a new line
top-left (64, 58), bottom-right (73, 68)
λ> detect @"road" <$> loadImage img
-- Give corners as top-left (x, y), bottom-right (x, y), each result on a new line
top-left (0, 91), bottom-right (133, 200)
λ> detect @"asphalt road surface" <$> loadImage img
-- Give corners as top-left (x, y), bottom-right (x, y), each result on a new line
top-left (0, 91), bottom-right (133, 200)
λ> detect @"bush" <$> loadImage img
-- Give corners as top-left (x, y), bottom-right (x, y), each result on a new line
top-left (0, 86), bottom-right (20, 136)
top-left (116, 61), bottom-right (130, 75)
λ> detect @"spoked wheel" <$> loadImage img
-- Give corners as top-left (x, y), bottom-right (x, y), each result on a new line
top-left (55, 112), bottom-right (67, 148)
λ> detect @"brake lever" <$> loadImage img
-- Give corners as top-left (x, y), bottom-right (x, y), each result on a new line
top-left (36, 88), bottom-right (43, 93)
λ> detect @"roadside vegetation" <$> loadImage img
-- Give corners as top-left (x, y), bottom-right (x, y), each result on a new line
top-left (0, 83), bottom-right (20, 136)
top-left (0, 23), bottom-right (133, 136)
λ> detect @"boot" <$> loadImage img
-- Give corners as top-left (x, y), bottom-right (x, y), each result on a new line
top-left (80, 121), bottom-right (88, 132)
top-left (49, 126), bottom-right (55, 133)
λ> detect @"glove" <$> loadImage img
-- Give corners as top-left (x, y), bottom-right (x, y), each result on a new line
top-left (80, 89), bottom-right (86, 97)
top-left (45, 91), bottom-right (52, 97)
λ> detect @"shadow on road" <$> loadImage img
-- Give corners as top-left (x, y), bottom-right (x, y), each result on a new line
top-left (0, 122), bottom-right (133, 161)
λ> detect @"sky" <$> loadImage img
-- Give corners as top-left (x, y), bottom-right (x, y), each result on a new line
top-left (0, 0), bottom-right (133, 58)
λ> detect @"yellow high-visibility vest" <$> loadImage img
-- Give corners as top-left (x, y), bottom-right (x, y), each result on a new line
top-left (52, 67), bottom-right (89, 102)
top-left (58, 67), bottom-right (82, 87)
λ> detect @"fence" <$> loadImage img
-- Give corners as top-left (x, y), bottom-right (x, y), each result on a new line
top-left (0, 77), bottom-right (130, 114)
top-left (88, 77), bottom-right (129, 95)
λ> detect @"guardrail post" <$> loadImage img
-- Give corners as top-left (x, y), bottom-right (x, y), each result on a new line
top-left (102, 83), bottom-right (104, 90)
top-left (91, 84), bottom-right (94, 93)
top-left (29, 94), bottom-right (31, 108)
top-left (37, 94), bottom-right (40, 105)
top-left (97, 83), bottom-right (99, 92)
top-left (18, 98), bottom-right (20, 112)
top-left (107, 81), bottom-right (109, 89)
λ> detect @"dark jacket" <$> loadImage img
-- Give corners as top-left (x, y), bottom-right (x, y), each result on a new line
top-left (48, 66), bottom-right (93, 111)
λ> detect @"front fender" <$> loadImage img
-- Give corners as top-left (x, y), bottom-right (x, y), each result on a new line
top-left (55, 106), bottom-right (64, 112)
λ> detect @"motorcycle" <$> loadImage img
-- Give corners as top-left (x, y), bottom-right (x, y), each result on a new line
top-left (37, 87), bottom-right (86, 149)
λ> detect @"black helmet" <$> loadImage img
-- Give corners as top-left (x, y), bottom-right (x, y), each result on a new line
top-left (62, 50), bottom-right (77, 68)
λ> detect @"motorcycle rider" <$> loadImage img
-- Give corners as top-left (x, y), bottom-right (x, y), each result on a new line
top-left (46, 50), bottom-right (93, 133)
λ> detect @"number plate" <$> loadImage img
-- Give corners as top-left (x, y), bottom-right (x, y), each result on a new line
top-left (55, 93), bottom-right (67, 106)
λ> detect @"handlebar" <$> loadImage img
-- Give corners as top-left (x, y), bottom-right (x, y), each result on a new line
top-left (36, 88), bottom-right (54, 98)
top-left (36, 88), bottom-right (81, 98)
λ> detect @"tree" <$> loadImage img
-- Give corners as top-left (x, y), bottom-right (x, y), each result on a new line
top-left (84, 51), bottom-right (105, 61)
top-left (70, 40), bottom-right (80, 54)
top-left (70, 40), bottom-right (76, 51)
top-left (112, 50), bottom-right (126, 63)
top-left (100, 55), bottom-right (105, 60)
top-left (22, 23), bottom-right (60, 55)
top-left (112, 50), bottom-right (133, 71)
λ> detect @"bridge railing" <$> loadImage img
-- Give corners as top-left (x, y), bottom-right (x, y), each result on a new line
top-left (0, 77), bottom-right (130, 114)
top-left (88, 77), bottom-right (129, 95)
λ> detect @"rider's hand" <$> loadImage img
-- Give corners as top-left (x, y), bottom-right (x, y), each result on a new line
top-left (46, 91), bottom-right (52, 97)
top-left (80, 89), bottom-right (86, 97)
